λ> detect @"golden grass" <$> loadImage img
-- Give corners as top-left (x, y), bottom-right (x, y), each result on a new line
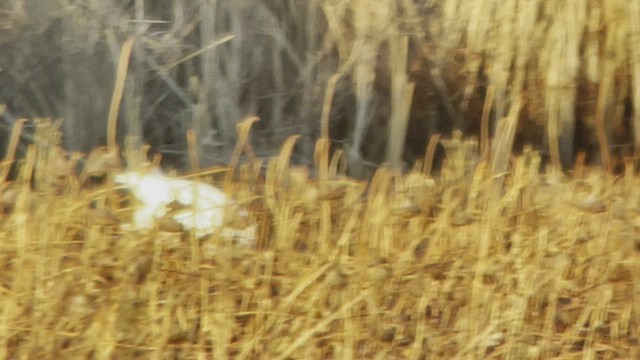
top-left (1, 127), bottom-right (639, 359)
top-left (3, 1), bottom-right (640, 358)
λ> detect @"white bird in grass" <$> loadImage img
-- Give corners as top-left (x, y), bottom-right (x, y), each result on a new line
top-left (114, 169), bottom-right (254, 243)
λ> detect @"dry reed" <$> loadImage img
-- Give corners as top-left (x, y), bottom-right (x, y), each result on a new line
top-left (0, 119), bottom-right (638, 359)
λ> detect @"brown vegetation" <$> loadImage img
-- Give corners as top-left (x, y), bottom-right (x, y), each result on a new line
top-left (1, 0), bottom-right (640, 358)
top-left (0, 119), bottom-right (639, 358)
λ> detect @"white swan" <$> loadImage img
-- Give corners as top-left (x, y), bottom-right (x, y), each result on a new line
top-left (114, 169), bottom-right (255, 243)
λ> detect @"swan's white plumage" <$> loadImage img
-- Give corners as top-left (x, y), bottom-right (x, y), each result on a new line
top-left (114, 170), bottom-right (253, 242)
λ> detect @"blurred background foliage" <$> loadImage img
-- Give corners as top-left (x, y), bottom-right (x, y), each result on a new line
top-left (0, 0), bottom-right (638, 176)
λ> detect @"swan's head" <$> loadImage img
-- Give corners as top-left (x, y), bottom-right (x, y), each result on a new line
top-left (113, 168), bottom-right (160, 187)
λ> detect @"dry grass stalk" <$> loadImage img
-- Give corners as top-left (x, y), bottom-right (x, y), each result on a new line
top-left (107, 37), bottom-right (135, 156)
top-left (422, 133), bottom-right (441, 176)
top-left (314, 138), bottom-right (331, 189)
top-left (226, 116), bottom-right (260, 183)
top-left (491, 98), bottom-right (522, 196)
top-left (0, 117), bottom-right (24, 183)
top-left (328, 148), bottom-right (347, 178)
top-left (320, 73), bottom-right (340, 141)
top-left (480, 85), bottom-right (494, 159)
top-left (387, 35), bottom-right (415, 174)
top-left (630, 1), bottom-right (640, 149)
top-left (186, 128), bottom-right (199, 172)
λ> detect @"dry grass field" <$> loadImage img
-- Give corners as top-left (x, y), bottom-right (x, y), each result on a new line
top-left (2, 1), bottom-right (640, 359)
top-left (0, 125), bottom-right (639, 359)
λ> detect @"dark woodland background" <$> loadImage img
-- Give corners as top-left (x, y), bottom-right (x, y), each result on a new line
top-left (1, 0), bottom-right (638, 176)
